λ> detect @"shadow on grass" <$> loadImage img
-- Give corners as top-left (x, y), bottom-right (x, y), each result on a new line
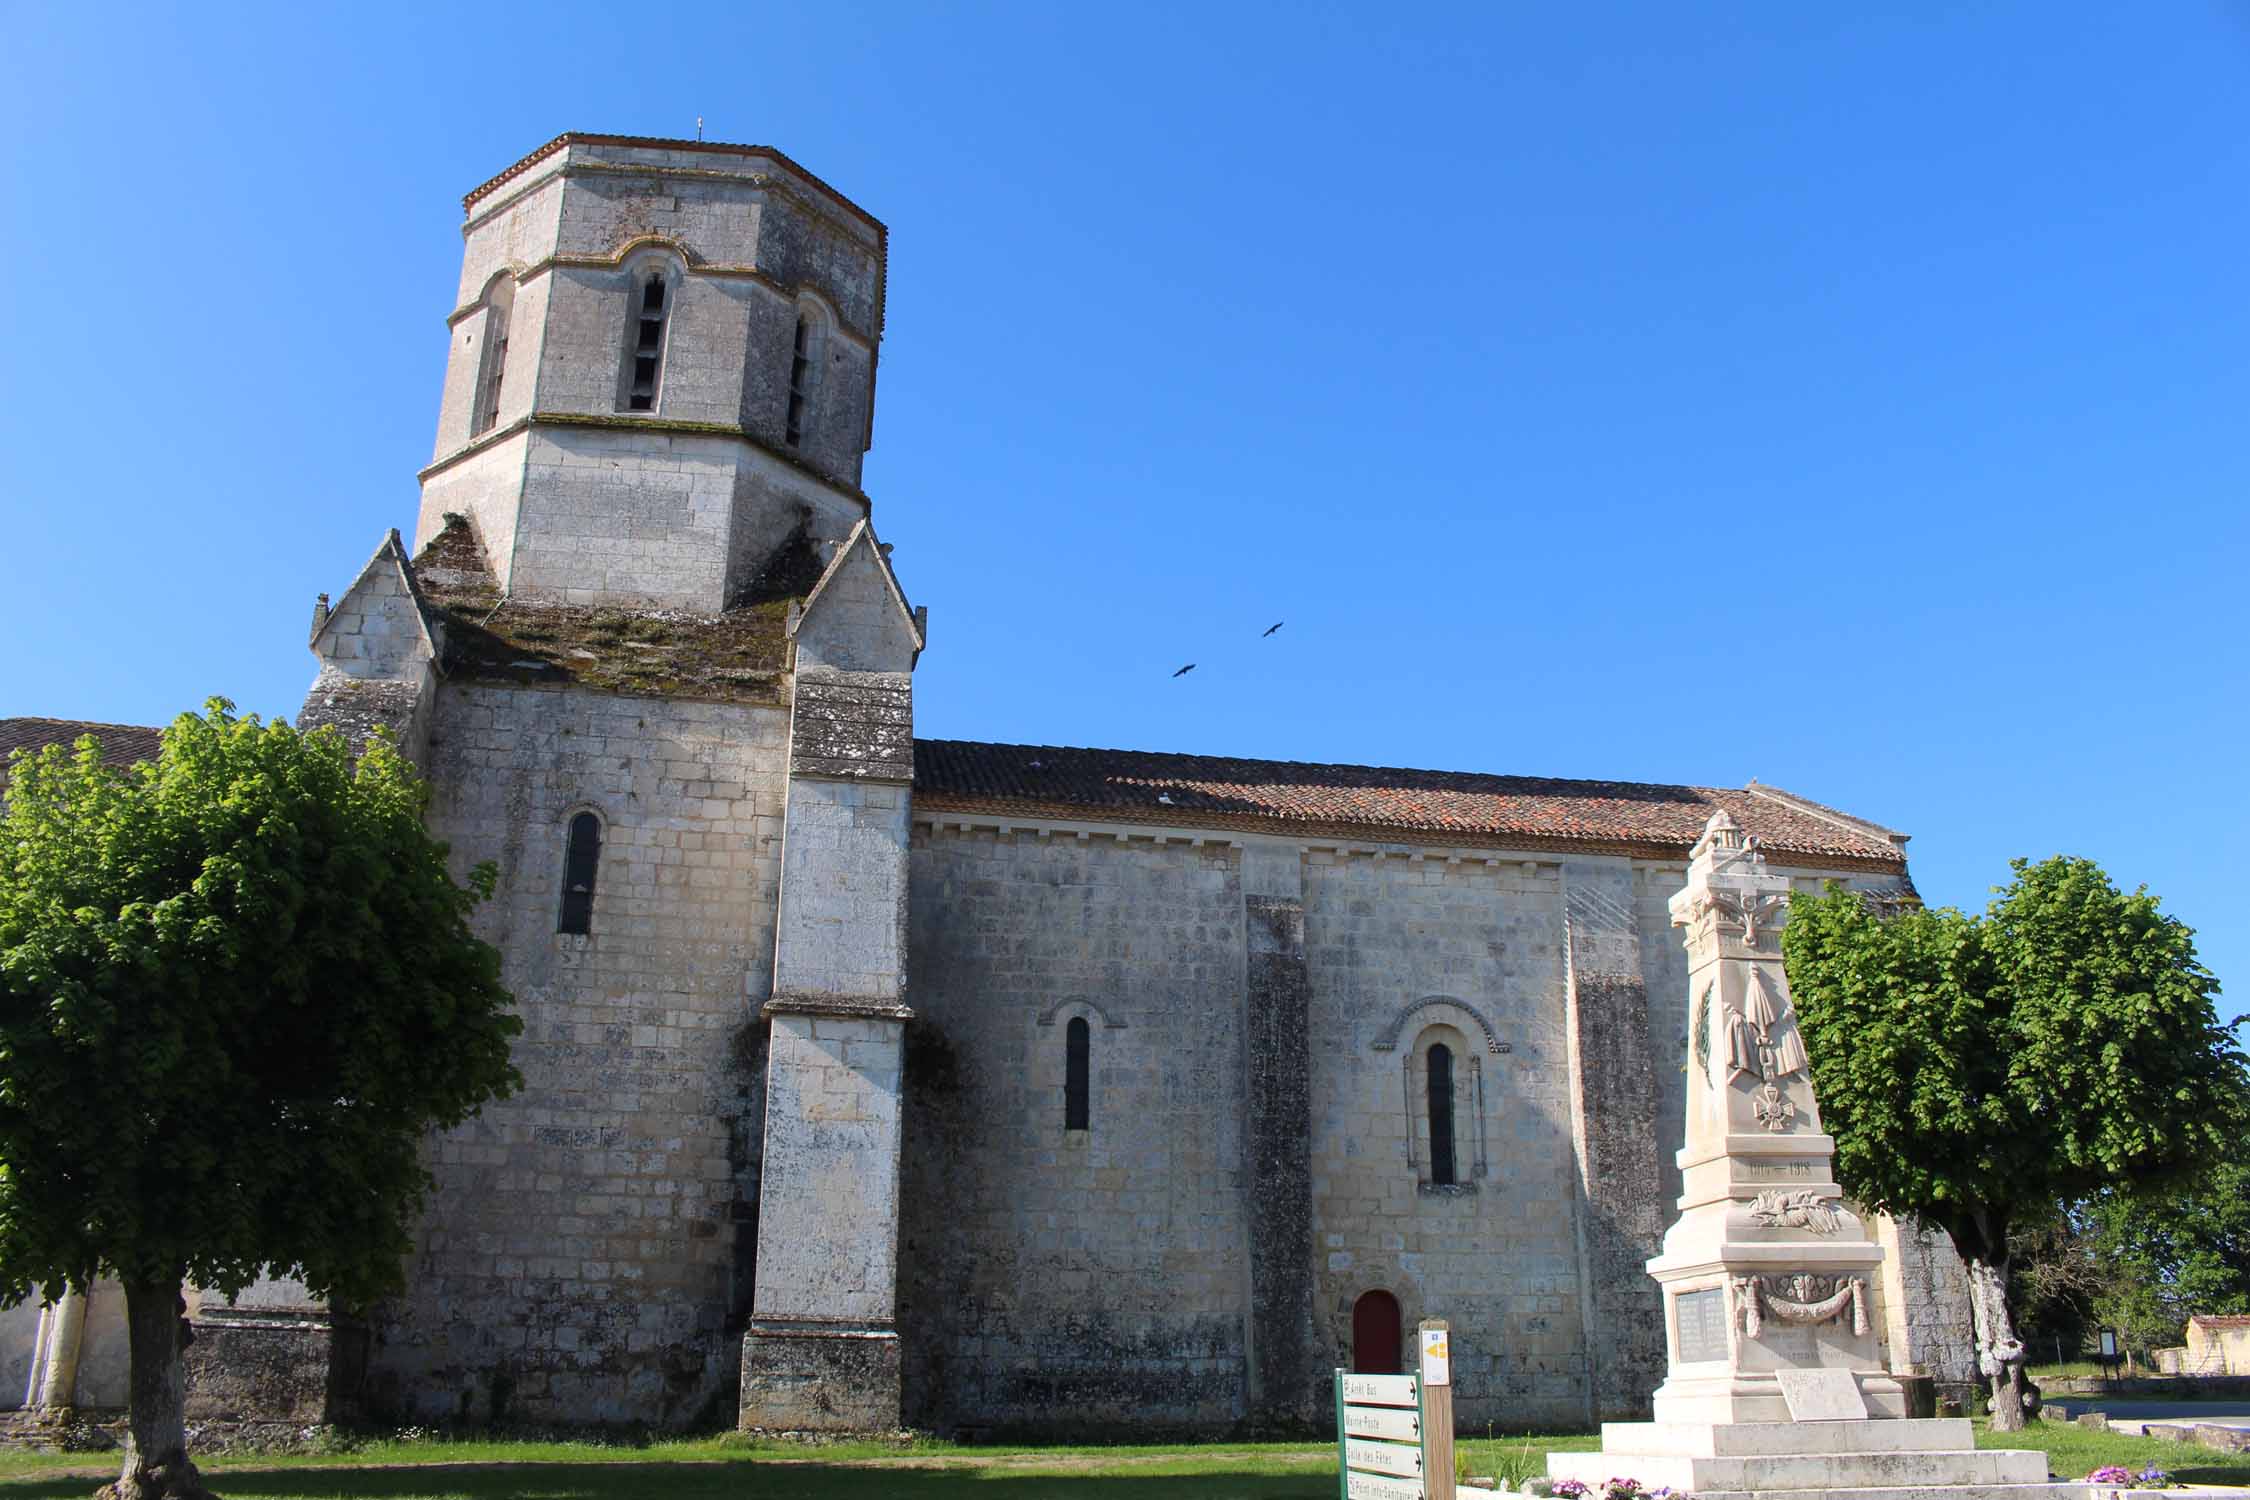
top-left (2174, 1466), bottom-right (2250, 1487)
top-left (0, 1461), bottom-right (1339, 1500)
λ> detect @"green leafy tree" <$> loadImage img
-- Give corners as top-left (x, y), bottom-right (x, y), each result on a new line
top-left (1782, 857), bottom-right (2249, 1430)
top-left (0, 703), bottom-right (520, 1499)
top-left (2083, 1157), bottom-right (2250, 1354)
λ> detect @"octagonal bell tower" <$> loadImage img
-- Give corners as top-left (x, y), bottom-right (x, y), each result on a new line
top-left (418, 133), bottom-right (886, 614)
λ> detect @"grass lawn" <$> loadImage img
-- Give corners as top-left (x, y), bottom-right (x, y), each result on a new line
top-left (1973, 1420), bottom-right (2250, 1488)
top-left (0, 1432), bottom-right (1614, 1500)
top-left (0, 1420), bottom-right (2237, 1499)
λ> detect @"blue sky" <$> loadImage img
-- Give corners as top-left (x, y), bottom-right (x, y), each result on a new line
top-left (3, 4), bottom-right (2244, 1000)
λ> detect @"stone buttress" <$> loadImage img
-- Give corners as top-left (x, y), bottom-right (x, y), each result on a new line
top-left (740, 523), bottom-right (926, 1431)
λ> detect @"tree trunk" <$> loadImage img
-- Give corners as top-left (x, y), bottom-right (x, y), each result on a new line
top-left (1965, 1253), bottom-right (2030, 1432)
top-left (94, 1280), bottom-right (214, 1500)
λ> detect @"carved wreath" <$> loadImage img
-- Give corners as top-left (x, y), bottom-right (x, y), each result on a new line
top-left (1748, 1189), bottom-right (1842, 1235)
top-left (1692, 985), bottom-right (1712, 1079)
top-left (1731, 1273), bottom-right (1869, 1340)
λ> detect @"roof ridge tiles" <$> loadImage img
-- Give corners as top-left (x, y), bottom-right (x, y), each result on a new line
top-left (913, 736), bottom-right (1722, 798)
top-left (911, 738), bottom-right (1909, 867)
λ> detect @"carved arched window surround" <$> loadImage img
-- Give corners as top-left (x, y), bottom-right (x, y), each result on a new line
top-left (1371, 995), bottom-right (1512, 1057)
top-left (1034, 997), bottom-right (1128, 1031)
top-left (469, 271), bottom-right (517, 437)
top-left (606, 232), bottom-right (699, 267)
top-left (1403, 1021), bottom-right (1490, 1192)
top-left (615, 247), bottom-right (686, 414)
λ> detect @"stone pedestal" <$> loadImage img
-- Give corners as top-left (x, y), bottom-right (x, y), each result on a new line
top-left (1549, 812), bottom-right (2075, 1500)
top-left (1549, 1418), bottom-right (2085, 1500)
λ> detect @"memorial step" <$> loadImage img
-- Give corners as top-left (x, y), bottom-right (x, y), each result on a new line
top-left (1548, 1446), bottom-right (2051, 1493)
top-left (1592, 1419), bottom-right (1981, 1457)
top-left (1673, 1485), bottom-right (2091, 1500)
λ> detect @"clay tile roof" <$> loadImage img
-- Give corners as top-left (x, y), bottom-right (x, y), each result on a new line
top-left (912, 740), bottom-right (1912, 869)
top-left (2190, 1315), bottom-right (2250, 1330)
top-left (0, 717), bottom-right (164, 794)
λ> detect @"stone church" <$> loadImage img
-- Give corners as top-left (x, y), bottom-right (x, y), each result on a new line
top-left (0, 133), bottom-right (1974, 1436)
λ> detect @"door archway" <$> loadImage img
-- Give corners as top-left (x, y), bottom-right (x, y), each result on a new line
top-left (1351, 1289), bottom-right (1403, 1374)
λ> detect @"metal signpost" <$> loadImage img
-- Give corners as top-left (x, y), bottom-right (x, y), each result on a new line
top-left (1335, 1319), bottom-right (1454, 1500)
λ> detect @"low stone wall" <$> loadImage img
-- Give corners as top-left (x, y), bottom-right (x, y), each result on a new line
top-left (185, 1311), bottom-right (364, 1425)
top-left (2046, 1374), bottom-right (2250, 1399)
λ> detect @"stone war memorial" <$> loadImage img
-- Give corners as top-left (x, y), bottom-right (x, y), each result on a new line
top-left (0, 131), bottom-right (1976, 1437)
top-left (1548, 812), bottom-right (2073, 1500)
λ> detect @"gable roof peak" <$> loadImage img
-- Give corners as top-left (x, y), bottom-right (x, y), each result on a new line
top-left (309, 528), bottom-right (444, 668)
top-left (789, 520), bottom-right (926, 658)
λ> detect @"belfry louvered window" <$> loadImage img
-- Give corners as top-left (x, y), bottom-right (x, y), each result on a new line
top-left (1065, 1016), bottom-right (1090, 1131)
top-left (626, 274), bottom-right (669, 411)
top-left (1427, 1043), bottom-right (1457, 1186)
top-left (472, 286), bottom-right (511, 437)
top-left (559, 812), bottom-right (602, 935)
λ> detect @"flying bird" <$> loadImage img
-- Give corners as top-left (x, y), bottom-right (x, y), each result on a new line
top-left (1262, 621), bottom-right (1284, 637)
top-left (1172, 663), bottom-right (1196, 678)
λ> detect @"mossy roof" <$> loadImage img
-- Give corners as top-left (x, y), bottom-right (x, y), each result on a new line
top-left (410, 515), bottom-right (822, 706)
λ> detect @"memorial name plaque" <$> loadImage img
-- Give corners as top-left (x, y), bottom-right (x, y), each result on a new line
top-left (1674, 1287), bottom-right (1728, 1363)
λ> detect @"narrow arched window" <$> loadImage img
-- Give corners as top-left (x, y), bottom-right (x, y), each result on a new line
top-left (1064, 1016), bottom-right (1090, 1131)
top-left (1427, 1043), bottom-right (1456, 1186)
top-left (625, 273), bottom-right (669, 411)
top-left (559, 812), bottom-right (602, 935)
top-left (785, 314), bottom-right (813, 447)
top-left (471, 280), bottom-right (513, 437)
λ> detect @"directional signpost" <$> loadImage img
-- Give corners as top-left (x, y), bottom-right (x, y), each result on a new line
top-left (1336, 1319), bottom-right (1455, 1500)
top-left (1336, 1370), bottom-right (1424, 1500)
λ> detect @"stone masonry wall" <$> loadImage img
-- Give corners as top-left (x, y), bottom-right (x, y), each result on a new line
top-left (414, 436), bottom-right (527, 586)
top-left (504, 426), bottom-right (739, 612)
top-left (441, 425), bottom-right (866, 613)
top-left (1303, 850), bottom-right (1593, 1432)
top-left (890, 824), bottom-right (1925, 1438)
top-left (900, 827), bottom-right (1250, 1434)
top-left (457, 173), bottom-right (564, 317)
top-left (376, 680), bottom-right (789, 1427)
top-left (1871, 1211), bottom-right (1978, 1391)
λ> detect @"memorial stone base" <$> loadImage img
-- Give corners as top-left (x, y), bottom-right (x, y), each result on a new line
top-left (1549, 1417), bottom-right (2086, 1500)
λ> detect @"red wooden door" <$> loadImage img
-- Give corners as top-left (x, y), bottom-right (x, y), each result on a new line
top-left (1352, 1290), bottom-right (1403, 1374)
